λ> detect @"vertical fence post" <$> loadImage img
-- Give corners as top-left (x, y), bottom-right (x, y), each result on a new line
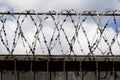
top-left (17, 71), bottom-right (19, 80)
top-left (113, 60), bottom-right (116, 80)
top-left (14, 60), bottom-right (18, 80)
top-left (96, 61), bottom-right (99, 80)
top-left (1, 71), bottom-right (3, 80)
top-left (80, 61), bottom-right (82, 80)
top-left (64, 60), bottom-right (67, 80)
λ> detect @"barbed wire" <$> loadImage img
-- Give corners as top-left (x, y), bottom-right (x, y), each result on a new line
top-left (0, 9), bottom-right (120, 57)
top-left (1, 9), bottom-right (120, 80)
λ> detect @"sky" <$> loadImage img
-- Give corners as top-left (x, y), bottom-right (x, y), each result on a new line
top-left (0, 0), bottom-right (120, 12)
top-left (0, 0), bottom-right (120, 55)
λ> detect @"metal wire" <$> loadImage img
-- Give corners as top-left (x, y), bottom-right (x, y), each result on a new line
top-left (0, 9), bottom-right (120, 56)
top-left (0, 9), bottom-right (120, 80)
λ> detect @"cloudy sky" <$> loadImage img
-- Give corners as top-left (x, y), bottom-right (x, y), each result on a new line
top-left (0, 0), bottom-right (120, 55)
top-left (0, 0), bottom-right (120, 12)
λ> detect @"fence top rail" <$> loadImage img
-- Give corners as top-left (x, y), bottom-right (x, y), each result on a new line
top-left (0, 55), bottom-right (119, 61)
top-left (0, 12), bottom-right (120, 16)
top-left (0, 54), bottom-right (119, 57)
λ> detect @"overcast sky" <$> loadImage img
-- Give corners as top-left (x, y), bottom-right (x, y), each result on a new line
top-left (0, 0), bottom-right (120, 12)
top-left (0, 0), bottom-right (120, 55)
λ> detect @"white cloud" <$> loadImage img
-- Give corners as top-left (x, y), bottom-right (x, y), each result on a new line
top-left (3, 0), bottom-right (120, 12)
top-left (0, 5), bottom-right (9, 11)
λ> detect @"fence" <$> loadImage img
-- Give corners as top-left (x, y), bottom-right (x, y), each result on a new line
top-left (0, 9), bottom-right (120, 55)
top-left (0, 9), bottom-right (120, 80)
